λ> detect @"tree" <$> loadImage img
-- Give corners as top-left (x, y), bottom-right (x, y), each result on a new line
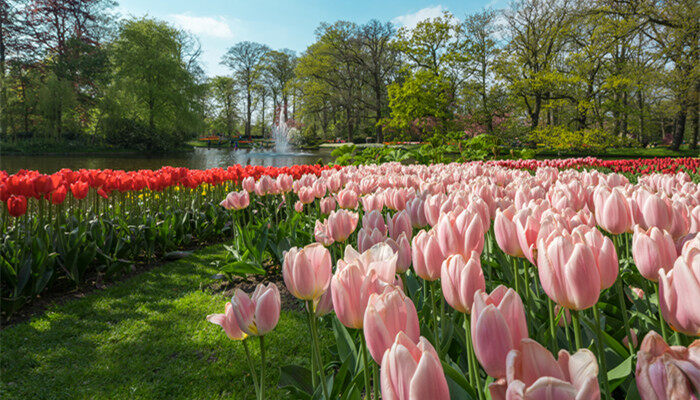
top-left (221, 41), bottom-right (270, 139)
top-left (109, 18), bottom-right (204, 134)
top-left (498, 0), bottom-right (572, 130)
top-left (208, 76), bottom-right (238, 137)
top-left (264, 49), bottom-right (297, 119)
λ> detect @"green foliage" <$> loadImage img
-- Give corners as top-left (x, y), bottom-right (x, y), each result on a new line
top-left (529, 126), bottom-right (633, 153)
top-left (100, 117), bottom-right (182, 153)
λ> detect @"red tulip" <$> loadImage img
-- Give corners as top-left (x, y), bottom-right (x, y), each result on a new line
top-left (70, 181), bottom-right (89, 200)
top-left (6, 195), bottom-right (27, 217)
top-left (49, 185), bottom-right (67, 205)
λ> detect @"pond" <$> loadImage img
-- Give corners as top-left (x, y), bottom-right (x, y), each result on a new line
top-left (0, 148), bottom-right (333, 174)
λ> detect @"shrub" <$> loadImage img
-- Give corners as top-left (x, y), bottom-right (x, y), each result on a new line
top-left (100, 117), bottom-right (182, 153)
top-left (529, 126), bottom-right (627, 153)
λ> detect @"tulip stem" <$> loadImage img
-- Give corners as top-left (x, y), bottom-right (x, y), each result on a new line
top-left (307, 301), bottom-right (329, 399)
top-left (430, 282), bottom-right (440, 354)
top-left (373, 363), bottom-right (380, 400)
top-left (547, 298), bottom-right (557, 352)
top-left (360, 333), bottom-right (372, 400)
top-left (592, 305), bottom-right (611, 400)
top-left (259, 335), bottom-right (266, 400)
top-left (570, 310), bottom-right (583, 350)
top-left (305, 305), bottom-right (317, 389)
top-left (615, 280), bottom-right (635, 356)
top-left (463, 315), bottom-right (484, 400)
top-left (654, 283), bottom-right (669, 342)
top-left (242, 339), bottom-right (260, 400)
top-left (512, 257), bottom-right (519, 294)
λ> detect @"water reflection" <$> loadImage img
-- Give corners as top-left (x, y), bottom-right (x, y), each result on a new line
top-left (0, 148), bottom-right (333, 174)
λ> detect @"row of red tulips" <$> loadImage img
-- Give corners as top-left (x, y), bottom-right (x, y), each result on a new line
top-left (491, 157), bottom-right (699, 175)
top-left (206, 161), bottom-right (698, 400)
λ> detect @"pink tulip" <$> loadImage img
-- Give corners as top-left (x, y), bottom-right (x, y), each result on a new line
top-left (327, 209), bottom-right (359, 242)
top-left (635, 330), bottom-right (700, 400)
top-left (380, 332), bottom-right (451, 400)
top-left (283, 243), bottom-right (332, 301)
top-left (340, 242), bottom-right (398, 283)
top-left (622, 329), bottom-right (638, 350)
top-left (363, 210), bottom-right (388, 235)
top-left (320, 196), bottom-right (337, 214)
top-left (494, 206), bottom-right (524, 257)
top-left (471, 286), bottom-right (528, 378)
top-left (206, 301), bottom-right (247, 340)
top-left (336, 188), bottom-right (359, 209)
top-left (658, 243), bottom-right (700, 336)
top-left (514, 207), bottom-right (542, 265)
top-left (298, 186), bottom-right (316, 204)
top-left (231, 283), bottom-right (281, 336)
top-left (361, 193), bottom-right (384, 212)
top-left (312, 179), bottom-right (327, 198)
top-left (411, 230), bottom-right (446, 281)
top-left (632, 226), bottom-right (677, 282)
top-left (294, 200), bottom-right (304, 212)
top-left (434, 210), bottom-right (484, 258)
top-left (358, 227), bottom-right (387, 253)
top-left (254, 175), bottom-right (277, 196)
top-left (331, 265), bottom-right (384, 329)
top-left (385, 232), bottom-right (412, 273)
top-left (220, 190), bottom-right (250, 210)
top-left (643, 194), bottom-right (674, 232)
top-left (406, 196), bottom-right (428, 228)
top-left (276, 174), bottom-right (293, 192)
top-left (242, 176), bottom-right (255, 192)
top-left (440, 252), bottom-right (485, 314)
top-left (424, 193), bottom-right (446, 227)
top-left (315, 284), bottom-right (334, 317)
top-left (593, 186), bottom-right (633, 234)
top-left (314, 220), bottom-right (334, 246)
top-left (364, 286), bottom-right (420, 363)
top-left (571, 225), bottom-right (619, 290)
top-left (669, 201), bottom-right (691, 239)
top-left (387, 210), bottom-right (412, 241)
top-left (537, 233), bottom-right (601, 310)
top-left (491, 338), bottom-right (600, 400)
top-left (690, 205), bottom-right (700, 234)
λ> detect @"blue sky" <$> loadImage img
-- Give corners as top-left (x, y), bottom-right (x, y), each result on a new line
top-left (116, 0), bottom-right (506, 77)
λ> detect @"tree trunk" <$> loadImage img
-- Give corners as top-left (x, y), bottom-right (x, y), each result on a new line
top-left (637, 91), bottom-right (644, 143)
top-left (691, 87), bottom-right (699, 150)
top-left (260, 91), bottom-right (266, 136)
top-left (246, 88), bottom-right (252, 140)
top-left (346, 106), bottom-right (353, 143)
top-left (671, 102), bottom-right (687, 150)
top-left (529, 96), bottom-right (541, 130)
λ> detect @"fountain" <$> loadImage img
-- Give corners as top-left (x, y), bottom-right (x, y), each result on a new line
top-left (271, 107), bottom-right (292, 153)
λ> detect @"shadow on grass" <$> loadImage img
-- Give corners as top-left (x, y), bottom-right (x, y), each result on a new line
top-left (1, 244), bottom-right (320, 400)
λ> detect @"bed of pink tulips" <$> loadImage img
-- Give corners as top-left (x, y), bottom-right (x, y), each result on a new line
top-left (206, 161), bottom-right (700, 400)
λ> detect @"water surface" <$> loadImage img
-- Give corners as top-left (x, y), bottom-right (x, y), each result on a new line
top-left (0, 148), bottom-right (332, 174)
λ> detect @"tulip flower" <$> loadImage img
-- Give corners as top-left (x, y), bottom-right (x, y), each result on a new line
top-left (206, 302), bottom-right (247, 340)
top-left (490, 338), bottom-right (600, 400)
top-left (49, 186), bottom-right (67, 205)
top-left (358, 227), bottom-right (386, 253)
top-left (406, 196), bottom-right (428, 228)
top-left (6, 195), bottom-right (27, 217)
top-left (327, 209), bottom-right (359, 242)
top-left (642, 194), bottom-right (674, 232)
top-left (340, 242), bottom-right (398, 283)
top-left (635, 330), bottom-right (700, 400)
top-left (494, 206), bottom-right (524, 257)
top-left (386, 210), bottom-right (412, 241)
top-left (440, 252), bottom-right (485, 314)
top-left (363, 210), bottom-right (388, 235)
top-left (537, 232), bottom-right (601, 310)
top-left (632, 226), bottom-right (677, 282)
top-left (571, 225), bottom-right (619, 290)
top-left (314, 220), bottom-right (334, 246)
top-left (380, 332), bottom-right (451, 400)
top-left (336, 188), bottom-right (358, 209)
top-left (658, 242), bottom-right (700, 336)
top-left (232, 283), bottom-right (281, 336)
top-left (471, 286), bottom-right (528, 379)
top-left (434, 209), bottom-right (484, 258)
top-left (331, 264), bottom-right (384, 329)
top-left (220, 190), bottom-right (250, 210)
top-left (411, 230), bottom-right (446, 281)
top-left (514, 207), bottom-right (541, 265)
top-left (319, 196), bottom-right (336, 214)
top-left (298, 186), bottom-right (315, 204)
top-left (70, 180), bottom-right (89, 200)
top-left (364, 286), bottom-right (420, 363)
top-left (385, 232), bottom-right (412, 273)
top-left (283, 243), bottom-right (332, 302)
top-left (361, 193), bottom-right (384, 212)
top-left (593, 186), bottom-right (633, 234)
top-left (242, 176), bottom-right (255, 192)
top-left (314, 285), bottom-right (334, 317)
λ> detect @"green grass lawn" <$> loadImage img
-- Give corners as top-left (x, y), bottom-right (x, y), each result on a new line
top-left (0, 243), bottom-right (324, 400)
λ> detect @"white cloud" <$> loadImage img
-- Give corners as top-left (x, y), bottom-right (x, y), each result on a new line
top-left (392, 5), bottom-right (449, 29)
top-left (169, 14), bottom-right (233, 39)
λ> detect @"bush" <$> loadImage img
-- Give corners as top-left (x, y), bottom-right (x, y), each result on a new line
top-left (529, 126), bottom-right (628, 153)
top-left (101, 117), bottom-right (182, 153)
